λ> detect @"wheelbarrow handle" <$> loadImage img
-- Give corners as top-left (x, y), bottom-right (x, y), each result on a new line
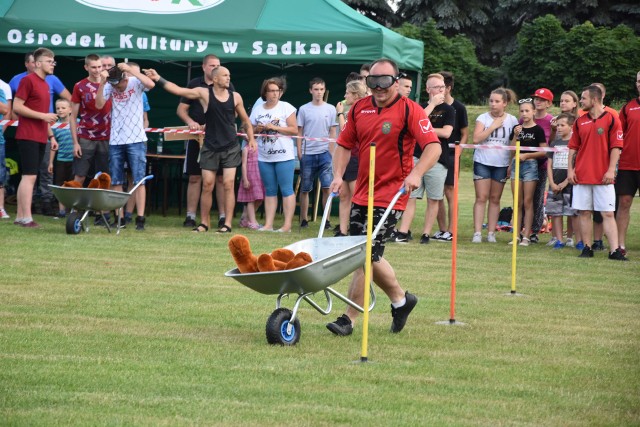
top-left (318, 187), bottom-right (406, 239)
top-left (127, 175), bottom-right (155, 195)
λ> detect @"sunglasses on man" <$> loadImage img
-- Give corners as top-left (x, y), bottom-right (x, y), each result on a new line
top-left (365, 74), bottom-right (399, 90)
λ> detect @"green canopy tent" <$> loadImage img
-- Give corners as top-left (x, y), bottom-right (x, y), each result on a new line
top-left (0, 0), bottom-right (424, 205)
top-left (0, 0), bottom-right (423, 139)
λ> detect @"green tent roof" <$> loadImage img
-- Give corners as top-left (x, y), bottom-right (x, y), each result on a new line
top-left (0, 0), bottom-right (423, 70)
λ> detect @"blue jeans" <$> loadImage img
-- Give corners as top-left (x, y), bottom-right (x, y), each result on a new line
top-left (258, 160), bottom-right (295, 197)
top-left (0, 142), bottom-right (6, 186)
top-left (300, 152), bottom-right (333, 192)
top-left (109, 142), bottom-right (147, 185)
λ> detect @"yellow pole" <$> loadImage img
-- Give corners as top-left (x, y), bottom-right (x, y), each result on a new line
top-left (361, 142), bottom-right (376, 362)
top-left (510, 140), bottom-right (521, 294)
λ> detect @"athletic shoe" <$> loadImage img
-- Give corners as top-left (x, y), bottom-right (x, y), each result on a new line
top-left (578, 245), bottom-right (594, 258)
top-left (619, 247), bottom-right (627, 257)
top-left (472, 232), bottom-right (482, 243)
top-left (529, 233), bottom-right (539, 244)
top-left (608, 248), bottom-right (628, 261)
top-left (183, 217), bottom-right (197, 228)
top-left (565, 238), bottom-right (574, 248)
top-left (217, 217), bottom-right (226, 228)
top-left (300, 219), bottom-right (309, 228)
top-left (487, 232), bottom-right (497, 243)
top-left (21, 221), bottom-right (41, 228)
top-left (94, 215), bottom-right (110, 227)
top-left (0, 208), bottom-right (10, 219)
top-left (324, 221), bottom-right (332, 230)
top-left (110, 218), bottom-right (126, 229)
top-left (333, 224), bottom-right (340, 233)
top-left (592, 240), bottom-right (605, 251)
top-left (419, 234), bottom-right (430, 244)
top-left (326, 314), bottom-right (353, 336)
top-left (390, 291), bottom-right (418, 333)
top-left (519, 237), bottom-right (530, 247)
top-left (552, 240), bottom-right (565, 249)
top-left (435, 231), bottom-right (453, 242)
top-left (575, 241), bottom-right (585, 251)
top-left (248, 222), bottom-right (262, 230)
top-left (407, 230), bottom-right (413, 241)
top-left (334, 231), bottom-right (347, 237)
top-left (392, 231), bottom-right (410, 243)
top-left (547, 237), bottom-right (559, 247)
top-left (135, 216), bottom-right (146, 231)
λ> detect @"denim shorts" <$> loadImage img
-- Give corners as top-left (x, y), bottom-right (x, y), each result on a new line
top-left (510, 158), bottom-right (539, 182)
top-left (473, 161), bottom-right (508, 183)
top-left (109, 142), bottom-right (147, 185)
top-left (300, 152), bottom-right (333, 192)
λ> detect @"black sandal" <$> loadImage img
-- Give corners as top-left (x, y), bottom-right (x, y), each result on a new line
top-left (217, 224), bottom-right (232, 233)
top-left (193, 223), bottom-right (209, 233)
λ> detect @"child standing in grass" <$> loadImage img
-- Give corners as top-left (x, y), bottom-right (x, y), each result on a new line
top-left (509, 98), bottom-right (547, 246)
top-left (546, 113), bottom-right (579, 249)
top-left (237, 140), bottom-right (264, 230)
top-left (529, 88), bottom-right (555, 244)
top-left (48, 99), bottom-right (75, 218)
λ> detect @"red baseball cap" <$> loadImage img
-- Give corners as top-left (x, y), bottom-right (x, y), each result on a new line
top-left (532, 88), bottom-right (554, 102)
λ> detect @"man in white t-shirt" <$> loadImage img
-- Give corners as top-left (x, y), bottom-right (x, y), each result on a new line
top-left (297, 78), bottom-right (337, 229)
top-left (96, 63), bottom-right (155, 230)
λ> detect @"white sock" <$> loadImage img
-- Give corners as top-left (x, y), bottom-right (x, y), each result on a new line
top-left (391, 297), bottom-right (406, 309)
top-left (186, 212), bottom-right (196, 220)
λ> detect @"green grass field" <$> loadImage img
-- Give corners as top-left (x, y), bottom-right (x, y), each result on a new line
top-left (1, 169), bottom-right (639, 426)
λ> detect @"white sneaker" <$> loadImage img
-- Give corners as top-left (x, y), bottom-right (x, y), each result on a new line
top-left (0, 208), bottom-right (9, 219)
top-left (472, 232), bottom-right (482, 243)
top-left (519, 237), bottom-right (530, 247)
top-left (487, 232), bottom-right (497, 243)
top-left (565, 238), bottom-right (574, 248)
top-left (546, 237), bottom-right (559, 247)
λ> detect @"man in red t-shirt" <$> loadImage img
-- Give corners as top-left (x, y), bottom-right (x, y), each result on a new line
top-left (12, 48), bottom-right (59, 228)
top-left (568, 85), bottom-right (626, 260)
top-left (70, 53), bottom-right (112, 185)
top-left (616, 71), bottom-right (640, 255)
top-left (326, 58), bottom-right (441, 336)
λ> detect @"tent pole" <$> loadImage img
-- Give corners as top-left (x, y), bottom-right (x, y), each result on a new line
top-left (186, 61), bottom-right (192, 84)
top-left (415, 70), bottom-right (423, 103)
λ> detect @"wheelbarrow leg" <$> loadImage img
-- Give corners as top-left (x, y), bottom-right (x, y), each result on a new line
top-left (324, 283), bottom-right (376, 313)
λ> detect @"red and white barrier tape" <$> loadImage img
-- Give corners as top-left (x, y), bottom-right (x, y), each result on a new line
top-left (0, 120), bottom-right (568, 152)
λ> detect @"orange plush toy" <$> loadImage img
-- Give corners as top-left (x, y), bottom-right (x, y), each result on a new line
top-left (228, 235), bottom-right (259, 273)
top-left (62, 180), bottom-right (82, 188)
top-left (97, 172), bottom-right (111, 189)
top-left (229, 235), bottom-right (313, 274)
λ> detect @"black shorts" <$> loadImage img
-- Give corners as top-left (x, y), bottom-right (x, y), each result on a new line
top-left (615, 169), bottom-right (640, 196)
top-left (445, 153), bottom-right (456, 186)
top-left (53, 160), bottom-right (74, 186)
top-left (183, 139), bottom-right (201, 176)
top-left (349, 203), bottom-right (402, 262)
top-left (17, 140), bottom-right (46, 175)
top-left (342, 156), bottom-right (359, 182)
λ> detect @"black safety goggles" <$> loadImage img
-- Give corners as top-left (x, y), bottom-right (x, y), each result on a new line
top-left (365, 74), bottom-right (398, 90)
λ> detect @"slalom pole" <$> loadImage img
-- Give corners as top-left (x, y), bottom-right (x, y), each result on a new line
top-left (437, 141), bottom-right (465, 326)
top-left (510, 140), bottom-right (521, 295)
top-left (449, 142), bottom-right (461, 322)
top-left (360, 142), bottom-right (376, 362)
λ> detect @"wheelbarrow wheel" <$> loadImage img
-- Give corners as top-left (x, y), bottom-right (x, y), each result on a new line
top-left (265, 308), bottom-right (300, 346)
top-left (66, 212), bottom-right (82, 234)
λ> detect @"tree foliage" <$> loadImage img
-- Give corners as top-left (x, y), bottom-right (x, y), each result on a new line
top-left (342, 0), bottom-right (399, 27)
top-left (394, 20), bottom-right (499, 104)
top-left (503, 15), bottom-right (640, 103)
top-left (395, 0), bottom-right (640, 66)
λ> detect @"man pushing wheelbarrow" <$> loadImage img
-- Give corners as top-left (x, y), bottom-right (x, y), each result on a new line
top-left (326, 58), bottom-right (441, 336)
